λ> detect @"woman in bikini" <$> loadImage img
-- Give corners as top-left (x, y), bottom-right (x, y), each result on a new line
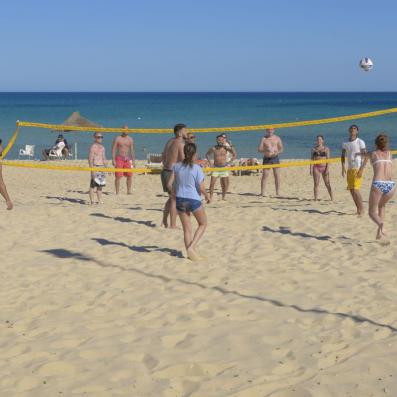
top-left (358, 134), bottom-right (395, 243)
top-left (310, 135), bottom-right (333, 201)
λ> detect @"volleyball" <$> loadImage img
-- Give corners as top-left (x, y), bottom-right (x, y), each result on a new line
top-left (359, 57), bottom-right (373, 71)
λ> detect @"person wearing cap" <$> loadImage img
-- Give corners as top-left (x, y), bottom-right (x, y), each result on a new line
top-left (258, 128), bottom-right (283, 196)
top-left (341, 124), bottom-right (366, 216)
top-left (0, 139), bottom-right (13, 210)
top-left (112, 125), bottom-right (135, 195)
top-left (206, 134), bottom-right (236, 201)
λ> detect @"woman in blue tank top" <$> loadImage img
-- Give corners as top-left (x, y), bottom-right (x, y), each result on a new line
top-left (167, 143), bottom-right (210, 261)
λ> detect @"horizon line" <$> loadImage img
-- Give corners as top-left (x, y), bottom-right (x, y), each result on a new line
top-left (1, 90), bottom-right (397, 94)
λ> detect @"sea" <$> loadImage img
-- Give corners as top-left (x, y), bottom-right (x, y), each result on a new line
top-left (0, 92), bottom-right (396, 160)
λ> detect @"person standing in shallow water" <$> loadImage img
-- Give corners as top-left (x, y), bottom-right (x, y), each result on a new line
top-left (358, 133), bottom-right (395, 244)
top-left (161, 123), bottom-right (188, 228)
top-left (167, 143), bottom-right (210, 261)
top-left (258, 128), bottom-right (283, 196)
top-left (310, 135), bottom-right (333, 201)
top-left (341, 125), bottom-right (366, 216)
top-left (0, 139), bottom-right (13, 210)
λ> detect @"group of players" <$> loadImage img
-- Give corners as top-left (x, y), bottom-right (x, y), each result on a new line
top-left (0, 123), bottom-right (394, 250)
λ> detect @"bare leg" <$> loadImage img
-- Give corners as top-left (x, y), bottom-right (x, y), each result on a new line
top-left (115, 176), bottom-right (121, 194)
top-left (354, 189), bottom-right (364, 215)
top-left (368, 187), bottom-right (385, 240)
top-left (162, 198), bottom-right (171, 227)
top-left (178, 211), bottom-right (198, 260)
top-left (273, 167), bottom-right (281, 196)
top-left (126, 175), bottom-right (132, 195)
top-left (349, 189), bottom-right (364, 215)
top-left (189, 206), bottom-right (207, 253)
top-left (376, 187), bottom-right (395, 238)
top-left (209, 176), bottom-right (217, 201)
top-left (96, 187), bottom-right (103, 204)
top-left (178, 211), bottom-right (193, 248)
top-left (220, 177), bottom-right (228, 200)
top-left (322, 172), bottom-right (334, 201)
top-left (169, 195), bottom-right (178, 228)
top-left (261, 169), bottom-right (270, 196)
top-left (89, 187), bottom-right (95, 205)
top-left (313, 168), bottom-right (321, 201)
top-left (0, 167), bottom-right (13, 210)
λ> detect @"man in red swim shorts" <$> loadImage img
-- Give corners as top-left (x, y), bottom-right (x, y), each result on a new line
top-left (112, 125), bottom-right (135, 195)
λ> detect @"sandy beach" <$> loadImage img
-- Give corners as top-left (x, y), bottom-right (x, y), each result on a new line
top-left (1, 162), bottom-right (397, 397)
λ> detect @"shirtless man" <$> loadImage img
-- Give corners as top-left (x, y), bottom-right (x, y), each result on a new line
top-left (258, 128), bottom-right (283, 196)
top-left (112, 125), bottom-right (135, 195)
top-left (206, 134), bottom-right (237, 201)
top-left (88, 132), bottom-right (107, 205)
top-left (161, 123), bottom-right (188, 228)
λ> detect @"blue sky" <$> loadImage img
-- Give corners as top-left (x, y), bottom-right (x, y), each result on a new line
top-left (0, 0), bottom-right (396, 91)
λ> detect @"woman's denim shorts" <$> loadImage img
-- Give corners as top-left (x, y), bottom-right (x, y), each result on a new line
top-left (176, 197), bottom-right (202, 213)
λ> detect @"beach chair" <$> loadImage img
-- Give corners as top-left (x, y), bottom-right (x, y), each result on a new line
top-left (146, 153), bottom-right (163, 174)
top-left (19, 144), bottom-right (35, 159)
top-left (238, 158), bottom-right (260, 176)
top-left (48, 142), bottom-right (66, 160)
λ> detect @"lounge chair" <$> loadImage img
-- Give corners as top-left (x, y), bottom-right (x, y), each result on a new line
top-left (19, 144), bottom-right (35, 159)
top-left (237, 158), bottom-right (260, 176)
top-left (146, 153), bottom-right (163, 174)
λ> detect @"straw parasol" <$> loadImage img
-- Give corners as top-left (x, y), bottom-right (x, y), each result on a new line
top-left (55, 112), bottom-right (102, 159)
top-left (62, 111), bottom-right (102, 131)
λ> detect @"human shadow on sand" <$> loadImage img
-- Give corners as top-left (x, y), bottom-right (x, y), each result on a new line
top-left (270, 207), bottom-right (347, 216)
top-left (92, 238), bottom-right (183, 258)
top-left (90, 213), bottom-right (156, 228)
top-left (262, 225), bottom-right (344, 243)
top-left (41, 247), bottom-right (397, 333)
top-left (45, 196), bottom-right (86, 205)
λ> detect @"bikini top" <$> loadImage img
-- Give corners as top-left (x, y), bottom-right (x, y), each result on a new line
top-left (313, 148), bottom-right (327, 157)
top-left (372, 151), bottom-right (393, 165)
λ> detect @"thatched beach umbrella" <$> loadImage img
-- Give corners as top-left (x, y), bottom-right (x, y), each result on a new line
top-left (54, 111), bottom-right (102, 159)
top-left (62, 111), bottom-right (102, 130)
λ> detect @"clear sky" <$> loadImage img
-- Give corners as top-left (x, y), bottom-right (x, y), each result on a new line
top-left (0, 0), bottom-right (396, 91)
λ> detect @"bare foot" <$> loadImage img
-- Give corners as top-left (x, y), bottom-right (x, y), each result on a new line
top-left (6, 201), bottom-right (13, 210)
top-left (187, 247), bottom-right (200, 261)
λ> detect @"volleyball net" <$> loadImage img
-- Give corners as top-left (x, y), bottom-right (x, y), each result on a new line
top-left (1, 107), bottom-right (397, 173)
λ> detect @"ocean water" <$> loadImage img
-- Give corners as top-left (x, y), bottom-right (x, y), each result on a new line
top-left (0, 92), bottom-right (396, 160)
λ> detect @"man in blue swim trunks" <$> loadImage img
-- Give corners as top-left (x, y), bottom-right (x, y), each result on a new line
top-left (258, 128), bottom-right (283, 196)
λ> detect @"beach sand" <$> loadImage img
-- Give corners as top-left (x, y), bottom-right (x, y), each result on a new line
top-left (1, 162), bottom-right (397, 396)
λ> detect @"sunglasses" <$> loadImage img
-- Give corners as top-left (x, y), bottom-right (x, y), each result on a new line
top-left (95, 135), bottom-right (104, 139)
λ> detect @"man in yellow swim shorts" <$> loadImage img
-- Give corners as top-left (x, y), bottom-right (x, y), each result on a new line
top-left (341, 125), bottom-right (366, 215)
top-left (206, 134), bottom-right (236, 201)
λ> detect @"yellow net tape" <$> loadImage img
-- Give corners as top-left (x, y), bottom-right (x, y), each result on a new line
top-left (1, 107), bottom-right (395, 173)
top-left (2, 151), bottom-right (396, 174)
top-left (16, 107), bottom-right (397, 133)
top-left (0, 127), bottom-right (20, 160)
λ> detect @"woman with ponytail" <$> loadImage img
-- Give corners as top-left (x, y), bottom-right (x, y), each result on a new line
top-left (358, 133), bottom-right (394, 243)
top-left (167, 143), bottom-right (210, 260)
